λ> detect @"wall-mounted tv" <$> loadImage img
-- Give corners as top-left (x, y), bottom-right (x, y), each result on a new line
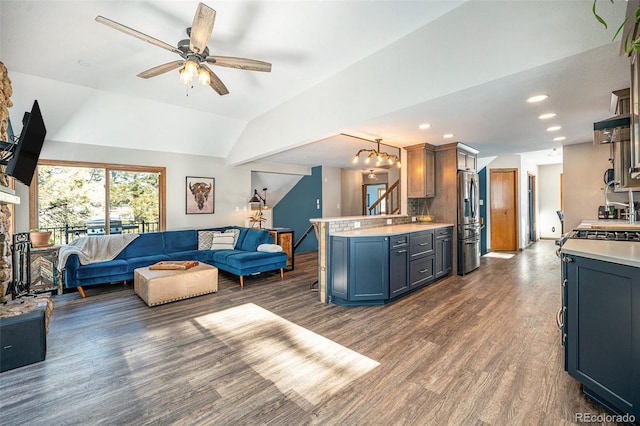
top-left (5, 100), bottom-right (46, 187)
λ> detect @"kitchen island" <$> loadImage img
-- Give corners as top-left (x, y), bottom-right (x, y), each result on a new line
top-left (329, 222), bottom-right (454, 306)
top-left (560, 238), bottom-right (639, 422)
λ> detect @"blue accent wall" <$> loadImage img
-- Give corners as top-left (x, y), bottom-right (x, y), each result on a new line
top-left (272, 166), bottom-right (322, 253)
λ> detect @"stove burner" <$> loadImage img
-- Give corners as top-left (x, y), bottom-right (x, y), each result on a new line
top-left (569, 229), bottom-right (640, 241)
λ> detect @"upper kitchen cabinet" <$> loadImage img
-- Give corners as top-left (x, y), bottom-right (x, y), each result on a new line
top-left (457, 147), bottom-right (478, 171)
top-left (406, 143), bottom-right (436, 198)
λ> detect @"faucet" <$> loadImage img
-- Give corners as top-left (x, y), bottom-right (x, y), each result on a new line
top-left (604, 180), bottom-right (636, 224)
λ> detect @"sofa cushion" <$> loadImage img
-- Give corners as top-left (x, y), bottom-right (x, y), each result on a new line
top-left (167, 250), bottom-right (214, 263)
top-left (118, 232), bottom-right (166, 259)
top-left (164, 230), bottom-right (197, 252)
top-left (236, 229), bottom-right (272, 251)
top-left (76, 259), bottom-right (128, 279)
top-left (126, 254), bottom-right (170, 272)
top-left (223, 251), bottom-right (287, 270)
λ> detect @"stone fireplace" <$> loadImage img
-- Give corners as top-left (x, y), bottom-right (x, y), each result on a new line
top-left (1, 62), bottom-right (17, 303)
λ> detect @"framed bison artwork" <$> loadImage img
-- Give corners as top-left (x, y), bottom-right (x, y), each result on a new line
top-left (186, 176), bottom-right (215, 214)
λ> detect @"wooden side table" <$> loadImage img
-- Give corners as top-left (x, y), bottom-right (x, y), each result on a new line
top-left (268, 228), bottom-right (294, 271)
top-left (30, 245), bottom-right (62, 295)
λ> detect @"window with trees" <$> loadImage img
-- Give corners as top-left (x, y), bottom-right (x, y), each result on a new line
top-left (29, 160), bottom-right (166, 244)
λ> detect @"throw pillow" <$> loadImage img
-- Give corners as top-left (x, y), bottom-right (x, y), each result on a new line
top-left (198, 231), bottom-right (217, 250)
top-left (210, 232), bottom-right (236, 250)
top-left (224, 228), bottom-right (240, 247)
top-left (257, 244), bottom-right (283, 253)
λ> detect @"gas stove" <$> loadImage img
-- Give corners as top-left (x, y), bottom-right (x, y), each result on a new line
top-left (569, 229), bottom-right (640, 241)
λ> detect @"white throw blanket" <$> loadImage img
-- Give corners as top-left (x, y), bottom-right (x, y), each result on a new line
top-left (57, 234), bottom-right (139, 272)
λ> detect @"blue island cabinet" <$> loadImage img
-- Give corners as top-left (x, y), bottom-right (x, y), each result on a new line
top-left (562, 253), bottom-right (640, 421)
top-left (330, 236), bottom-right (389, 304)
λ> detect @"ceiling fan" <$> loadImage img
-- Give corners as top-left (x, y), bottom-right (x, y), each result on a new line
top-left (95, 2), bottom-right (271, 96)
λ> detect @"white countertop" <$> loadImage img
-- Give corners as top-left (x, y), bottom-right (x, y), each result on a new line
top-left (577, 220), bottom-right (640, 229)
top-left (331, 223), bottom-right (454, 237)
top-left (310, 214), bottom-right (408, 223)
top-left (561, 239), bottom-right (640, 268)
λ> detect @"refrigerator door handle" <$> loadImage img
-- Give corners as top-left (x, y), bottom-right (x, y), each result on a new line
top-left (470, 177), bottom-right (477, 220)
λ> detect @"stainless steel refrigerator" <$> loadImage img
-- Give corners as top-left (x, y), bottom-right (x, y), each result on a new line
top-left (457, 170), bottom-right (480, 275)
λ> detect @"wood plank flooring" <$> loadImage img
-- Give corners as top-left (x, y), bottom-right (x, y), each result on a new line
top-left (0, 241), bottom-right (622, 425)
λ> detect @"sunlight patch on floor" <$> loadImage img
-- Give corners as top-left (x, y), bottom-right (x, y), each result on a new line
top-left (482, 252), bottom-right (515, 259)
top-left (195, 303), bottom-right (379, 405)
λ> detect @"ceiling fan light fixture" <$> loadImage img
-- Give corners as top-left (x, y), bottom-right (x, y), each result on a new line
top-left (184, 59), bottom-right (199, 78)
top-left (198, 67), bottom-right (211, 85)
top-left (179, 67), bottom-right (192, 85)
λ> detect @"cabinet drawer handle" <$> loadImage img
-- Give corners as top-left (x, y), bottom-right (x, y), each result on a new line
top-left (396, 249), bottom-right (407, 254)
top-left (562, 279), bottom-right (567, 288)
top-left (419, 242), bottom-right (429, 246)
top-left (419, 269), bottom-right (428, 274)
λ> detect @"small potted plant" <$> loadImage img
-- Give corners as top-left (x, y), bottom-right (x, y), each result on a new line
top-left (29, 228), bottom-right (52, 248)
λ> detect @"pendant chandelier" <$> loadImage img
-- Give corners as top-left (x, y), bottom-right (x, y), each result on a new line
top-left (350, 136), bottom-right (402, 168)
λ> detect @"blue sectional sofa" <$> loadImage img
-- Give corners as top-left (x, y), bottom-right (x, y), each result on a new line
top-left (62, 227), bottom-right (288, 296)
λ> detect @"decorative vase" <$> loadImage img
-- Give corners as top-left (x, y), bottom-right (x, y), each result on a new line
top-left (29, 231), bottom-right (52, 248)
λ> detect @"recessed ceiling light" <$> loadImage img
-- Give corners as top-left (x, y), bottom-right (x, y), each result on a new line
top-left (418, 123), bottom-right (431, 129)
top-left (443, 133), bottom-right (454, 139)
top-left (539, 113), bottom-right (556, 119)
top-left (527, 94), bottom-right (548, 103)
top-left (546, 126), bottom-right (562, 131)
top-left (553, 136), bottom-right (566, 141)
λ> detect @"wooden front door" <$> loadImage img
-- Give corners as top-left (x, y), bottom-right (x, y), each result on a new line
top-left (490, 168), bottom-right (518, 251)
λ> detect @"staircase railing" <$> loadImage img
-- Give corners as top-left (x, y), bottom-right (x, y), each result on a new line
top-left (368, 179), bottom-right (400, 215)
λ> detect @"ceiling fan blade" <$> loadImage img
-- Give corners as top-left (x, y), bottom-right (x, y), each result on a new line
top-left (190, 3), bottom-right (216, 54)
top-left (137, 60), bottom-right (185, 79)
top-left (96, 15), bottom-right (182, 56)
top-left (205, 56), bottom-right (272, 72)
top-left (201, 64), bottom-right (229, 96)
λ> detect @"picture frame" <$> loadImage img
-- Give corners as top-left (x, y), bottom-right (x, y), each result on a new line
top-left (186, 176), bottom-right (215, 214)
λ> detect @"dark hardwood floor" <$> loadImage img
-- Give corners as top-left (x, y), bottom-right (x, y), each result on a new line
top-left (0, 241), bottom-right (622, 425)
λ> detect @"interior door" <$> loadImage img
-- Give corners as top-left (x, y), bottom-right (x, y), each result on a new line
top-left (490, 168), bottom-right (518, 251)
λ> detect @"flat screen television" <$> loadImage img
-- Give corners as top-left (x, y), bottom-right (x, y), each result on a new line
top-left (5, 100), bottom-right (46, 186)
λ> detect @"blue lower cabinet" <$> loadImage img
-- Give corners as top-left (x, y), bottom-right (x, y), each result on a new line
top-left (330, 236), bottom-right (388, 305)
top-left (410, 255), bottom-right (435, 289)
top-left (390, 234), bottom-right (409, 297)
top-left (563, 254), bottom-right (639, 420)
top-left (329, 228), bottom-right (451, 306)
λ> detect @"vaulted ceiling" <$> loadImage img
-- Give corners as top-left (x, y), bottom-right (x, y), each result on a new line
top-left (0, 1), bottom-right (631, 170)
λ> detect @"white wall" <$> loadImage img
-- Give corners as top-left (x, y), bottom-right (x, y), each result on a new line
top-left (13, 140), bottom-right (307, 233)
top-left (538, 164), bottom-right (563, 238)
top-left (341, 169), bottom-right (363, 216)
top-left (562, 141), bottom-right (639, 230)
top-left (520, 155), bottom-right (539, 245)
top-left (322, 166), bottom-right (342, 217)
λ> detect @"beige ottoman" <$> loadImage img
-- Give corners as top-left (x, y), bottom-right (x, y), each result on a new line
top-left (134, 263), bottom-right (218, 306)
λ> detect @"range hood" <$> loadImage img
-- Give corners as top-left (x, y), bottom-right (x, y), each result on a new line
top-left (593, 113), bottom-right (631, 144)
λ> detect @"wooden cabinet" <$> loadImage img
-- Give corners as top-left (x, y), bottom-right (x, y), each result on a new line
top-left (457, 148), bottom-right (477, 171)
top-left (268, 228), bottom-right (294, 271)
top-left (406, 143), bottom-right (436, 198)
top-left (562, 253), bottom-right (640, 419)
top-left (30, 246), bottom-right (62, 295)
top-left (435, 227), bottom-right (453, 278)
